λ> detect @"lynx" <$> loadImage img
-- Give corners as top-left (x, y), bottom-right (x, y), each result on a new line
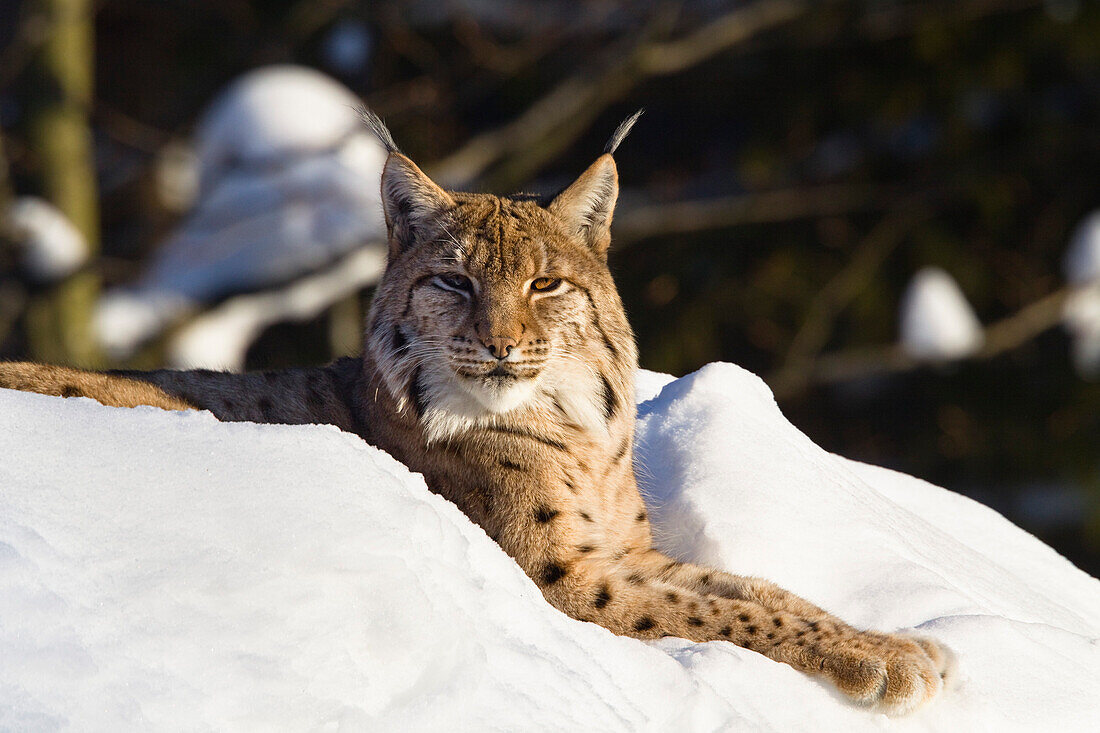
top-left (0, 111), bottom-right (951, 714)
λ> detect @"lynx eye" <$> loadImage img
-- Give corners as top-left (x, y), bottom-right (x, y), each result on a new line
top-left (433, 273), bottom-right (473, 294)
top-left (531, 277), bottom-right (562, 293)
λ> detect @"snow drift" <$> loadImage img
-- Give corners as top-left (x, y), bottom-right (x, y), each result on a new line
top-left (1, 364), bottom-right (1098, 731)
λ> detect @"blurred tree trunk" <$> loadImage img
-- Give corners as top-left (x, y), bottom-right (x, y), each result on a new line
top-left (23, 0), bottom-right (101, 367)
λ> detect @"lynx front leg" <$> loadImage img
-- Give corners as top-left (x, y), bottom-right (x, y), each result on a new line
top-left (533, 549), bottom-right (947, 715)
top-left (647, 556), bottom-right (955, 688)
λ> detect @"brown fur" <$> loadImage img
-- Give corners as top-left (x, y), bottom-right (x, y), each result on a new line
top-left (0, 363), bottom-right (196, 411)
top-left (0, 115), bottom-right (951, 714)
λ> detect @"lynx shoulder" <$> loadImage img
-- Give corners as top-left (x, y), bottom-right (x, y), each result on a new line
top-left (0, 110), bottom-right (951, 714)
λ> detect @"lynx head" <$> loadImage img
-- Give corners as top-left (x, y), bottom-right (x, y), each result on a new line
top-left (362, 111), bottom-right (640, 442)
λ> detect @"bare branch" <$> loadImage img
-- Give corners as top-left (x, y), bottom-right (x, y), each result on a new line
top-left (426, 0), bottom-right (807, 190)
top-left (769, 285), bottom-right (1073, 401)
top-left (613, 182), bottom-right (897, 244)
top-left (768, 206), bottom-right (930, 397)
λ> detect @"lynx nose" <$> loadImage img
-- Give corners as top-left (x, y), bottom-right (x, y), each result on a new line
top-left (482, 336), bottom-right (518, 360)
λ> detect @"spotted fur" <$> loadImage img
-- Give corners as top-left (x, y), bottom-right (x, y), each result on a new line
top-left (0, 115), bottom-right (952, 715)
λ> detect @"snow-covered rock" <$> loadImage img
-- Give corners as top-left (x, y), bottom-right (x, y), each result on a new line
top-left (3, 197), bottom-right (88, 281)
top-left (94, 66), bottom-right (389, 359)
top-left (194, 65), bottom-right (371, 194)
top-left (1, 364), bottom-right (1097, 731)
top-left (899, 268), bottom-right (984, 362)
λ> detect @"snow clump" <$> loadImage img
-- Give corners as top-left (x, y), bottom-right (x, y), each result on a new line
top-left (899, 267), bottom-right (984, 362)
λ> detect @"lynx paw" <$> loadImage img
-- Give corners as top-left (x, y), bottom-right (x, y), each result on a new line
top-left (819, 632), bottom-right (949, 715)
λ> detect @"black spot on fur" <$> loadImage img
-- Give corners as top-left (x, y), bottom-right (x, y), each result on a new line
top-left (666, 592), bottom-right (679, 603)
top-left (534, 506), bottom-right (560, 523)
top-left (564, 478), bottom-right (577, 493)
top-left (633, 617), bottom-right (655, 632)
top-left (579, 511), bottom-right (593, 522)
top-left (699, 574), bottom-right (711, 586)
top-left (626, 572), bottom-right (645, 585)
top-left (577, 545), bottom-right (594, 554)
top-left (773, 618), bottom-right (783, 627)
top-left (719, 626), bottom-right (732, 637)
top-left (258, 397), bottom-right (276, 421)
top-left (688, 617), bottom-right (704, 627)
top-left (500, 459), bottom-right (527, 471)
top-left (739, 614), bottom-right (751, 623)
top-left (808, 621), bottom-right (820, 632)
top-left (796, 629), bottom-right (807, 638)
top-left (766, 632), bottom-right (775, 640)
top-left (594, 584), bottom-right (612, 609)
top-left (61, 385), bottom-right (82, 398)
top-left (747, 625), bottom-right (758, 635)
top-left (635, 511), bottom-right (647, 522)
top-left (598, 373), bottom-right (617, 421)
top-left (541, 562), bottom-right (568, 584)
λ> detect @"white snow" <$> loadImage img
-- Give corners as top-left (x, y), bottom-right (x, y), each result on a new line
top-left (167, 247), bottom-right (386, 370)
top-left (1062, 283), bottom-right (1100, 378)
top-left (899, 268), bottom-right (984, 362)
top-left (3, 197), bottom-right (88, 281)
top-left (1061, 211), bottom-right (1100, 378)
top-left (94, 66), bottom-right (389, 358)
top-left (1, 363), bottom-right (1098, 731)
top-left (194, 65), bottom-right (370, 192)
top-left (1064, 210), bottom-right (1100, 285)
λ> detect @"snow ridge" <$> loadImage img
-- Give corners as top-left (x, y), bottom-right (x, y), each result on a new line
top-left (1, 365), bottom-right (1097, 731)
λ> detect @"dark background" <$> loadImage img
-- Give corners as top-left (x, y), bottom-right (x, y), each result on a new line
top-left (2, 0), bottom-right (1098, 575)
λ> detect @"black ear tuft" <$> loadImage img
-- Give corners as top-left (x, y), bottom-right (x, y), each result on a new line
top-left (603, 109), bottom-right (643, 156)
top-left (358, 107), bottom-right (400, 154)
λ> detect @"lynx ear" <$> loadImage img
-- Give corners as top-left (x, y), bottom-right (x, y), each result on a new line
top-left (548, 154), bottom-right (619, 256)
top-left (380, 153), bottom-right (455, 257)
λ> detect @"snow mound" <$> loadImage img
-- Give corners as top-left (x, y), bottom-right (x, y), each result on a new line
top-left (899, 268), bottom-right (984, 362)
top-left (2, 364), bottom-right (1098, 731)
top-left (94, 66), bottom-right (388, 358)
top-left (194, 65), bottom-right (369, 193)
